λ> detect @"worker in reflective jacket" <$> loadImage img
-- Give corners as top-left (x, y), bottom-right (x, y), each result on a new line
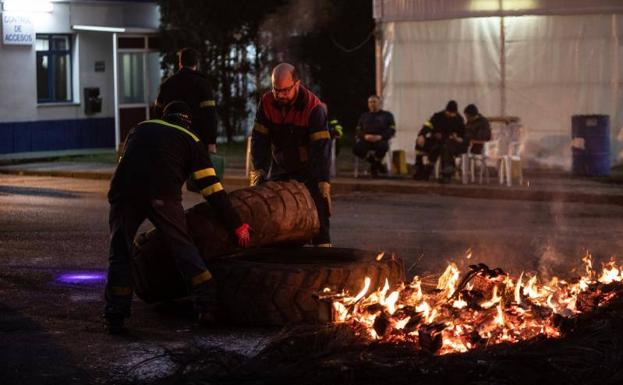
top-left (104, 101), bottom-right (251, 334)
top-left (250, 63), bottom-right (332, 247)
top-left (413, 100), bottom-right (465, 182)
top-left (353, 95), bottom-right (396, 177)
top-left (155, 48), bottom-right (218, 153)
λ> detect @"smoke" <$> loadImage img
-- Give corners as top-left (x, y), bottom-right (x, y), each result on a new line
top-left (260, 0), bottom-right (332, 59)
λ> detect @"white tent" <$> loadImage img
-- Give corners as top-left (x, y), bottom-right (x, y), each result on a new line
top-left (374, 0), bottom-right (623, 168)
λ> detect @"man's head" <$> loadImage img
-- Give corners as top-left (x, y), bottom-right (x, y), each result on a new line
top-left (445, 100), bottom-right (458, 117)
top-left (179, 48), bottom-right (199, 70)
top-left (271, 63), bottom-right (300, 105)
top-left (163, 101), bottom-right (192, 128)
top-left (464, 104), bottom-right (479, 119)
top-left (367, 95), bottom-right (381, 112)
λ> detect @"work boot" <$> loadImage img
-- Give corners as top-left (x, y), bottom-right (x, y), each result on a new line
top-left (413, 164), bottom-right (431, 181)
top-left (192, 279), bottom-right (220, 327)
top-left (376, 161), bottom-right (388, 175)
top-left (103, 312), bottom-right (126, 335)
top-left (370, 163), bottom-right (378, 178)
top-left (439, 174), bottom-right (452, 184)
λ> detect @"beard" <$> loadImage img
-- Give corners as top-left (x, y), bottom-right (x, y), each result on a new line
top-left (275, 96), bottom-right (293, 105)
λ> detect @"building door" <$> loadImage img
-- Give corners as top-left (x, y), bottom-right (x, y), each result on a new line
top-left (117, 36), bottom-right (161, 143)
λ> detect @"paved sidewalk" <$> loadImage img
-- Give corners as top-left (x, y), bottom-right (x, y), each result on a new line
top-left (1, 160), bottom-right (622, 205)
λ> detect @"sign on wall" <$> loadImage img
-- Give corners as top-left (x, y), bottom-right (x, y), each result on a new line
top-left (2, 13), bottom-right (34, 45)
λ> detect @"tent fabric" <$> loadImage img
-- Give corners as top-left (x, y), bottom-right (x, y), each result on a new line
top-left (374, 0), bottom-right (623, 22)
top-left (381, 14), bottom-right (623, 167)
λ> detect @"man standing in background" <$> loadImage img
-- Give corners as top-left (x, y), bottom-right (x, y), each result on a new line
top-left (156, 48), bottom-right (218, 153)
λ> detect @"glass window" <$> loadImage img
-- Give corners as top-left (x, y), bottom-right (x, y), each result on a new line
top-left (119, 53), bottom-right (145, 104)
top-left (146, 52), bottom-right (163, 106)
top-left (36, 34), bottom-right (72, 103)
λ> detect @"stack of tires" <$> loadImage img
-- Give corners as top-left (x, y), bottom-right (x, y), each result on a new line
top-left (130, 181), bottom-right (405, 326)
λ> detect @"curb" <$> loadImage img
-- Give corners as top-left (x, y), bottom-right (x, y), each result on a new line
top-left (1, 167), bottom-right (621, 206)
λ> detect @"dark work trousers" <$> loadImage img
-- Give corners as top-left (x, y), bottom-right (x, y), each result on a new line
top-left (105, 197), bottom-right (213, 316)
top-left (270, 172), bottom-right (331, 245)
top-left (353, 139), bottom-right (389, 164)
top-left (414, 138), bottom-right (441, 179)
top-left (440, 139), bottom-right (465, 177)
top-left (415, 138), bottom-right (464, 178)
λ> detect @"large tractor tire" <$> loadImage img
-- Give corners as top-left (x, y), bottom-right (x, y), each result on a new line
top-left (131, 246), bottom-right (405, 326)
top-left (210, 247), bottom-right (405, 326)
top-left (131, 181), bottom-right (320, 303)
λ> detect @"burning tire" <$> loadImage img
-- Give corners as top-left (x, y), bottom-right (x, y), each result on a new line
top-left (210, 248), bottom-right (405, 326)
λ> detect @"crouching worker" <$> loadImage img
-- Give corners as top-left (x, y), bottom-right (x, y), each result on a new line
top-left (413, 100), bottom-right (465, 182)
top-left (104, 101), bottom-right (252, 334)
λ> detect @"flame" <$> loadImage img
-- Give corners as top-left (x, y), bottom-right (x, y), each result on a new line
top-left (437, 263), bottom-right (460, 299)
top-left (327, 254), bottom-right (622, 355)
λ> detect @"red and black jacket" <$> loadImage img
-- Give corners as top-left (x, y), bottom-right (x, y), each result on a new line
top-left (251, 85), bottom-right (331, 182)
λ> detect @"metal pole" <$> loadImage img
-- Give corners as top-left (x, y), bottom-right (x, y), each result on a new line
top-left (245, 135), bottom-right (252, 177)
top-left (112, 32), bottom-right (120, 151)
top-left (500, 15), bottom-right (506, 118)
top-left (374, 22), bottom-right (383, 97)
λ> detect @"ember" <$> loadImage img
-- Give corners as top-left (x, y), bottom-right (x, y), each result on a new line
top-left (324, 254), bottom-right (623, 355)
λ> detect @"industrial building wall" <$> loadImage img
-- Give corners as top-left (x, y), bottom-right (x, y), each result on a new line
top-left (381, 14), bottom-right (623, 168)
top-left (0, 0), bottom-right (158, 154)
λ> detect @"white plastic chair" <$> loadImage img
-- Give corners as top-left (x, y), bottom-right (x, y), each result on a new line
top-left (501, 141), bottom-right (523, 186)
top-left (461, 139), bottom-right (505, 185)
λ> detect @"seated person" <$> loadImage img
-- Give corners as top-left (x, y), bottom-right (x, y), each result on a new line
top-left (352, 95), bottom-right (396, 177)
top-left (463, 104), bottom-right (491, 155)
top-left (413, 100), bottom-right (465, 182)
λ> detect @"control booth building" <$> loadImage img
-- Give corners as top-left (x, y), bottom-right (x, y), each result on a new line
top-left (0, 0), bottom-right (161, 157)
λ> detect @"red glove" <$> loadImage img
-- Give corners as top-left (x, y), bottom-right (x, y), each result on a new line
top-left (235, 223), bottom-right (252, 248)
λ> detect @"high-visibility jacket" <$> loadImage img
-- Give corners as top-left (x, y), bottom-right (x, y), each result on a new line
top-left (251, 85), bottom-right (331, 182)
top-left (356, 110), bottom-right (396, 141)
top-left (156, 67), bottom-right (218, 146)
top-left (108, 118), bottom-right (241, 231)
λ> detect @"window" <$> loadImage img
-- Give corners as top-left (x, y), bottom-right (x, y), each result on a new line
top-left (119, 52), bottom-right (145, 103)
top-left (36, 34), bottom-right (72, 103)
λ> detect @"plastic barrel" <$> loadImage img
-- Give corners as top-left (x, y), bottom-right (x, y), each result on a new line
top-left (571, 115), bottom-right (610, 177)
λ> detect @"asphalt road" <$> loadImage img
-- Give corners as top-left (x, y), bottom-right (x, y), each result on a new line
top-left (1, 174), bottom-right (622, 384)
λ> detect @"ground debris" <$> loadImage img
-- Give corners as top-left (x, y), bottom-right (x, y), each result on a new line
top-left (120, 289), bottom-right (623, 385)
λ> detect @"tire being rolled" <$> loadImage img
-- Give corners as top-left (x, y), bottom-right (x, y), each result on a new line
top-left (131, 181), bottom-right (320, 303)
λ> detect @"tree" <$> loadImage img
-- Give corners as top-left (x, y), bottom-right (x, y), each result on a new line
top-left (157, 0), bottom-right (286, 142)
top-left (157, 0), bottom-right (375, 143)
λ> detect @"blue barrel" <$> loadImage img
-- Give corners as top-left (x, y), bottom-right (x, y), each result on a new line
top-left (571, 115), bottom-right (610, 177)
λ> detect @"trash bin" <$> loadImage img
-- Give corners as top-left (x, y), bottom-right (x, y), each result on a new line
top-left (571, 115), bottom-right (610, 177)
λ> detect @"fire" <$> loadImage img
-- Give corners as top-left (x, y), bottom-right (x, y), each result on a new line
top-left (326, 253), bottom-right (622, 355)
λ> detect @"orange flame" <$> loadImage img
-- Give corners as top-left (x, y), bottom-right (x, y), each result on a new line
top-left (328, 254), bottom-right (622, 355)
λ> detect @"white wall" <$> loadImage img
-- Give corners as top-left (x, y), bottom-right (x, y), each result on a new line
top-left (0, 1), bottom-right (158, 123)
top-left (382, 14), bottom-right (623, 168)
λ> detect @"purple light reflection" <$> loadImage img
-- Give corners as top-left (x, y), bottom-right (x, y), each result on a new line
top-left (57, 271), bottom-right (106, 285)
